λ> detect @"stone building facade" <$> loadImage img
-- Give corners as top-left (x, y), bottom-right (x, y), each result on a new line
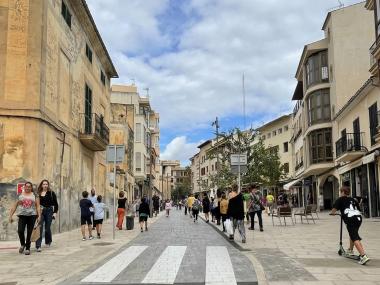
top-left (0, 0), bottom-right (117, 239)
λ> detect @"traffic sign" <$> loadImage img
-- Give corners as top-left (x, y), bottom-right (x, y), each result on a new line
top-left (230, 153), bottom-right (247, 166)
top-left (106, 145), bottom-right (125, 164)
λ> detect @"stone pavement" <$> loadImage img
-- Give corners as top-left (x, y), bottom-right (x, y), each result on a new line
top-left (60, 210), bottom-right (257, 285)
top-left (203, 210), bottom-right (380, 285)
top-left (0, 213), bottom-right (162, 285)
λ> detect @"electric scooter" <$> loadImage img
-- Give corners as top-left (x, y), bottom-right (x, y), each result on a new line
top-left (331, 213), bottom-right (360, 260)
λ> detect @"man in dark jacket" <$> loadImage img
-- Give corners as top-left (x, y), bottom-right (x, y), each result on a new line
top-left (152, 193), bottom-right (160, 217)
top-left (227, 185), bottom-right (246, 243)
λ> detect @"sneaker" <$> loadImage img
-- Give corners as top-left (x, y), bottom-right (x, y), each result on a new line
top-left (24, 249), bottom-right (30, 255)
top-left (248, 227), bottom-right (254, 230)
top-left (36, 247), bottom-right (41, 252)
top-left (194, 219), bottom-right (196, 223)
top-left (242, 239), bottom-right (246, 243)
top-left (260, 228), bottom-right (264, 232)
top-left (82, 237), bottom-right (86, 241)
top-left (141, 228), bottom-right (143, 232)
top-left (229, 235), bottom-right (234, 240)
top-left (89, 236), bottom-right (94, 240)
top-left (145, 227), bottom-right (148, 231)
top-left (19, 246), bottom-right (25, 254)
top-left (358, 255), bottom-right (370, 265)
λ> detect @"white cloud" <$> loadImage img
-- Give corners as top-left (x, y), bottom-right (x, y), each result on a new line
top-left (160, 136), bottom-right (201, 165)
top-left (88, 0), bottom-right (364, 133)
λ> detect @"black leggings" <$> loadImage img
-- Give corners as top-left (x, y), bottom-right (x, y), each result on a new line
top-left (249, 211), bottom-right (263, 229)
top-left (192, 209), bottom-right (199, 220)
top-left (18, 215), bottom-right (36, 250)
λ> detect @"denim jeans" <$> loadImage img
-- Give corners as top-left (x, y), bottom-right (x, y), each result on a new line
top-left (36, 207), bottom-right (53, 248)
top-left (232, 218), bottom-right (246, 240)
top-left (18, 215), bottom-right (36, 250)
top-left (249, 210), bottom-right (263, 229)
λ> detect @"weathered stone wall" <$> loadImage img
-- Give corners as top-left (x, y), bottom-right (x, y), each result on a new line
top-left (0, 0), bottom-right (113, 240)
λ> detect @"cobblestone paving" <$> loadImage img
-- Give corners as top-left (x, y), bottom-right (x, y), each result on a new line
top-left (61, 210), bottom-right (258, 285)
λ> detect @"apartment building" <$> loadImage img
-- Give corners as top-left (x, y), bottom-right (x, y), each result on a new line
top-left (0, 0), bottom-right (118, 238)
top-left (111, 85), bottom-right (160, 202)
top-left (289, 3), bottom-right (379, 215)
top-left (258, 115), bottom-right (293, 182)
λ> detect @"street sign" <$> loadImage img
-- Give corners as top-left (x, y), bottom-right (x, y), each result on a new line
top-left (231, 165), bottom-right (247, 174)
top-left (230, 153), bottom-right (247, 166)
top-left (16, 183), bottom-right (25, 195)
top-left (106, 145), bottom-right (125, 164)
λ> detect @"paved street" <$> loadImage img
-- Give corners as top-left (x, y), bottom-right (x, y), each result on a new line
top-left (1, 210), bottom-right (380, 285)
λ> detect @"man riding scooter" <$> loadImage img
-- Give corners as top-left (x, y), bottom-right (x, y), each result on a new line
top-left (330, 186), bottom-right (370, 265)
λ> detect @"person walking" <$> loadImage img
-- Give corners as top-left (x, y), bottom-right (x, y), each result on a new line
top-left (187, 194), bottom-right (195, 218)
top-left (202, 194), bottom-right (211, 223)
top-left (139, 197), bottom-right (150, 232)
top-left (266, 191), bottom-right (275, 215)
top-left (165, 199), bottom-right (172, 217)
top-left (116, 191), bottom-right (127, 230)
top-left (35, 179), bottom-right (58, 252)
top-left (248, 185), bottom-right (264, 232)
top-left (9, 182), bottom-right (41, 255)
top-left (192, 195), bottom-right (201, 222)
top-left (330, 186), bottom-right (370, 265)
top-left (220, 193), bottom-right (228, 232)
top-left (227, 185), bottom-right (246, 243)
top-left (89, 189), bottom-right (97, 230)
top-left (94, 195), bottom-right (107, 239)
top-left (184, 196), bottom-right (188, 215)
top-left (80, 191), bottom-right (94, 241)
top-left (152, 193), bottom-right (160, 217)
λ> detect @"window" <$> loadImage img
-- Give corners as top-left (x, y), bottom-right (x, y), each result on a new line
top-left (135, 152), bottom-right (141, 171)
top-left (100, 71), bottom-right (106, 86)
top-left (284, 125), bottom-right (289, 131)
top-left (309, 128), bottom-right (333, 164)
top-left (278, 128), bottom-right (282, 134)
top-left (86, 44), bottom-right (93, 63)
top-left (201, 167), bottom-right (206, 176)
top-left (206, 166), bottom-right (208, 173)
top-left (283, 142), bottom-right (288, 153)
top-left (305, 50), bottom-right (328, 88)
top-left (283, 163), bottom-right (289, 174)
top-left (308, 89), bottom-right (330, 125)
top-left (61, 1), bottom-right (72, 28)
top-left (84, 84), bottom-right (92, 134)
top-left (273, 130), bottom-right (277, 136)
top-left (135, 123), bottom-right (141, 142)
top-left (269, 145), bottom-right (279, 155)
top-left (369, 103), bottom-right (378, 145)
top-left (212, 165), bottom-right (214, 171)
top-left (267, 133), bottom-right (271, 138)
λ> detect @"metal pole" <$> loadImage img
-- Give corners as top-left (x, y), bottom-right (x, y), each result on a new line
top-left (238, 153), bottom-right (241, 193)
top-left (113, 146), bottom-right (116, 240)
top-left (215, 117), bottom-right (220, 190)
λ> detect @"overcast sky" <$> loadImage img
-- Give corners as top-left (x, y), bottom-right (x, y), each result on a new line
top-left (88, 0), bottom-right (364, 165)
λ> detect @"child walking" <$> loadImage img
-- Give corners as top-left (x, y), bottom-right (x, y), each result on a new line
top-left (80, 191), bottom-right (93, 241)
top-left (165, 199), bottom-right (172, 217)
top-left (94, 195), bottom-right (107, 239)
top-left (192, 195), bottom-right (201, 222)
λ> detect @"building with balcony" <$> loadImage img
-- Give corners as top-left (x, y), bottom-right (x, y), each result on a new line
top-left (289, 3), bottom-right (374, 211)
top-left (111, 85), bottom-right (160, 202)
top-left (0, 0), bottom-right (118, 238)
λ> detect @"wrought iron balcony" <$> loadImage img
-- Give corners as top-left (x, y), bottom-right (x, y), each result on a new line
top-left (79, 113), bottom-right (109, 151)
top-left (376, 111), bottom-right (380, 143)
top-left (335, 133), bottom-right (366, 163)
top-left (369, 41), bottom-right (378, 75)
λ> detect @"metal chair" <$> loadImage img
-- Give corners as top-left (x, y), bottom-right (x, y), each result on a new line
top-left (311, 204), bottom-right (319, 219)
top-left (294, 205), bottom-right (315, 224)
top-left (271, 206), bottom-right (294, 226)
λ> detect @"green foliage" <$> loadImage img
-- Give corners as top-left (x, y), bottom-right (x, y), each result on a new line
top-left (207, 127), bottom-right (286, 189)
top-left (171, 166), bottom-right (191, 201)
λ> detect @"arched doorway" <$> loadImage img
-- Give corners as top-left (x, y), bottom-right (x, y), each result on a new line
top-left (321, 176), bottom-right (339, 210)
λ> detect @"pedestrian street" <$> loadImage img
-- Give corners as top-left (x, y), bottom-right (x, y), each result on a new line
top-left (60, 210), bottom-right (258, 285)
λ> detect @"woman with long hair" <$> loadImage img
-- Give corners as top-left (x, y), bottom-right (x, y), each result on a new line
top-left (116, 191), bottom-right (127, 230)
top-left (35, 179), bottom-right (58, 251)
top-left (9, 182), bottom-right (41, 255)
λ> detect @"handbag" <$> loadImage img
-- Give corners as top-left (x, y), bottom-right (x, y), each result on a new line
top-left (30, 220), bottom-right (40, 242)
top-left (224, 219), bottom-right (234, 235)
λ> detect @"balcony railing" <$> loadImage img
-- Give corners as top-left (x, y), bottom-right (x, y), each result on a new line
top-left (79, 113), bottom-right (109, 151)
top-left (295, 160), bottom-right (303, 171)
top-left (335, 133), bottom-right (366, 159)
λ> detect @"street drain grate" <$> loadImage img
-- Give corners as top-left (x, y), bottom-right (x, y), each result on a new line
top-left (92, 242), bottom-right (114, 246)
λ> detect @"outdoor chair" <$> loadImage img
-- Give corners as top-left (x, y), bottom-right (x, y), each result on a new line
top-left (310, 204), bottom-right (319, 219)
top-left (294, 205), bottom-right (315, 224)
top-left (271, 206), bottom-right (294, 226)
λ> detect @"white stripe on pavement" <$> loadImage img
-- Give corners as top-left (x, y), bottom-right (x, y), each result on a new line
top-left (142, 246), bottom-right (187, 284)
top-left (81, 245), bottom-right (148, 283)
top-left (205, 246), bottom-right (237, 285)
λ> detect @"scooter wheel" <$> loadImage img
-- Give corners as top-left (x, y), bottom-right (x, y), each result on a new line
top-left (338, 249), bottom-right (343, 256)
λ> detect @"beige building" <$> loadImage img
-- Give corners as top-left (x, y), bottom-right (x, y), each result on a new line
top-left (111, 85), bottom-right (160, 202)
top-left (289, 3), bottom-right (379, 214)
top-left (257, 115), bottom-right (293, 182)
top-left (0, 0), bottom-right (118, 238)
top-left (160, 160), bottom-right (180, 200)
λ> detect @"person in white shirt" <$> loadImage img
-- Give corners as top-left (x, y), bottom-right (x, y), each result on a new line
top-left (94, 195), bottom-right (107, 239)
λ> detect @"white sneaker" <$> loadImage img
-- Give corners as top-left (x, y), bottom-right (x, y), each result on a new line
top-left (358, 255), bottom-right (370, 265)
top-left (82, 237), bottom-right (86, 241)
top-left (89, 236), bottom-right (94, 240)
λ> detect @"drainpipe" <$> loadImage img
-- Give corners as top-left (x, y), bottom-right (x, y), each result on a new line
top-left (58, 131), bottom-right (65, 233)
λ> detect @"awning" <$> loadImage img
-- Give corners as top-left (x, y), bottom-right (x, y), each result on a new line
top-left (337, 158), bottom-right (363, 175)
top-left (362, 152), bottom-right (376, 164)
top-left (283, 179), bottom-right (302, 190)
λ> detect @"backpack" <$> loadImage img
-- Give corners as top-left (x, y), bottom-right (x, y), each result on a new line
top-left (192, 200), bottom-right (200, 211)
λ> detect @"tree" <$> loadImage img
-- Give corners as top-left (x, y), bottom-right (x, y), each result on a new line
top-left (171, 166), bottom-right (191, 201)
top-left (207, 127), bottom-right (286, 189)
